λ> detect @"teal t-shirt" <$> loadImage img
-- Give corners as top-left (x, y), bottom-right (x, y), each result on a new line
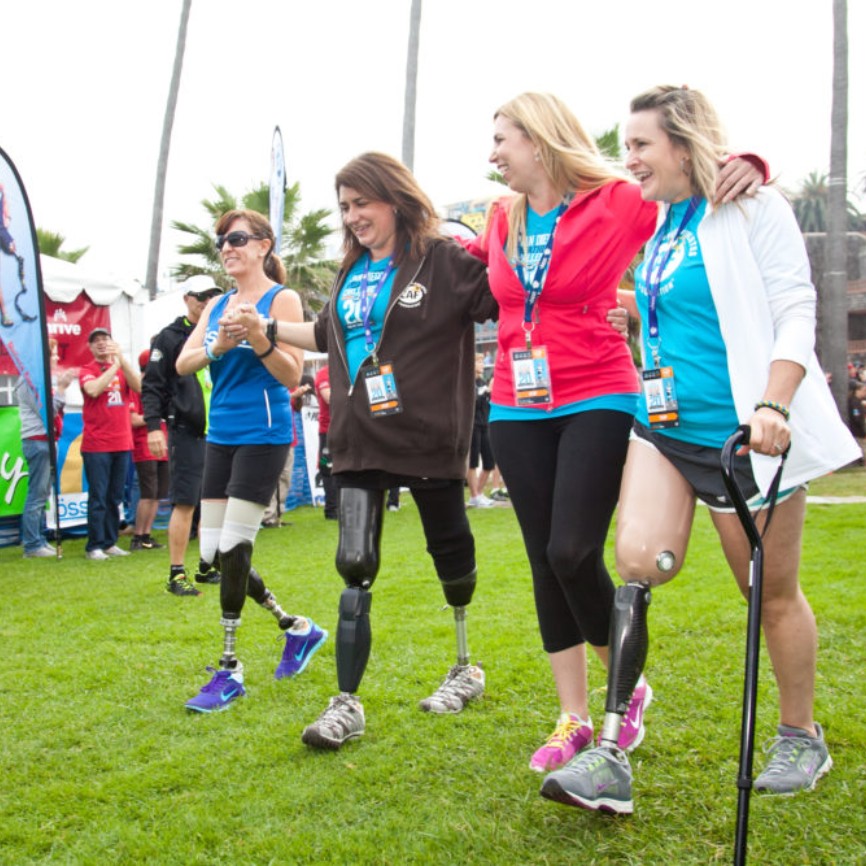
top-left (634, 197), bottom-right (739, 446)
top-left (337, 253), bottom-right (396, 382)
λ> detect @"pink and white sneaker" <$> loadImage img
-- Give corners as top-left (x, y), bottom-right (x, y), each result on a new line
top-left (530, 712), bottom-right (594, 773)
top-left (617, 676), bottom-right (653, 753)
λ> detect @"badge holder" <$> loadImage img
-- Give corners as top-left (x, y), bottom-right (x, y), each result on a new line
top-left (364, 362), bottom-right (402, 417)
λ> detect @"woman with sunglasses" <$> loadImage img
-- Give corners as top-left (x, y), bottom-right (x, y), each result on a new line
top-left (225, 153), bottom-right (497, 749)
top-left (539, 85), bottom-right (859, 814)
top-left (177, 209), bottom-right (327, 713)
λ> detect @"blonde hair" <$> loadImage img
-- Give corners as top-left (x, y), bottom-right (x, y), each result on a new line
top-left (629, 86), bottom-right (727, 203)
top-left (494, 92), bottom-right (626, 260)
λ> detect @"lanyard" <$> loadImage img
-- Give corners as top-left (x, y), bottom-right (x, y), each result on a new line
top-left (358, 255), bottom-right (395, 351)
top-left (513, 202), bottom-right (567, 349)
top-left (644, 196), bottom-right (700, 365)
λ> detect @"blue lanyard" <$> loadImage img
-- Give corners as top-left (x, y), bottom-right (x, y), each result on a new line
top-left (644, 196), bottom-right (700, 363)
top-left (358, 254), bottom-right (395, 352)
top-left (513, 202), bottom-right (567, 347)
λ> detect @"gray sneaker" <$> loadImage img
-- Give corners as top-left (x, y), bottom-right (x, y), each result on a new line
top-left (301, 694), bottom-right (365, 750)
top-left (419, 663), bottom-right (485, 714)
top-left (540, 745), bottom-right (634, 814)
top-left (753, 723), bottom-right (832, 794)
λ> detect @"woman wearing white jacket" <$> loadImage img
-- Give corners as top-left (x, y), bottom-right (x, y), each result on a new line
top-left (540, 85), bottom-right (860, 815)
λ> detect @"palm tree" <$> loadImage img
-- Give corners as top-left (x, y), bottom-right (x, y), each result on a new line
top-left (145, 0), bottom-right (192, 299)
top-left (171, 182), bottom-right (337, 316)
top-left (36, 229), bottom-right (89, 263)
top-left (402, 0), bottom-right (422, 171)
top-left (790, 170), bottom-right (865, 233)
top-left (822, 0), bottom-right (849, 416)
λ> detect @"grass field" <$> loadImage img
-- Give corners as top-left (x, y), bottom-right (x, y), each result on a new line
top-left (2, 467), bottom-right (864, 865)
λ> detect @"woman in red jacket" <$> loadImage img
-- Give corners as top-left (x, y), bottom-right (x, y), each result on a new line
top-left (466, 92), bottom-right (763, 775)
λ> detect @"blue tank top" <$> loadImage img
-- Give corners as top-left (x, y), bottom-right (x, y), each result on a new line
top-left (205, 286), bottom-right (292, 445)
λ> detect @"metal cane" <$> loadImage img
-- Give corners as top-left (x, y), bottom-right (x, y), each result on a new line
top-left (720, 425), bottom-right (788, 866)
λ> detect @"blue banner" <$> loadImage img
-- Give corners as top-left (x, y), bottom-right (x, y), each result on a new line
top-left (269, 126), bottom-right (287, 255)
top-left (0, 146), bottom-right (51, 434)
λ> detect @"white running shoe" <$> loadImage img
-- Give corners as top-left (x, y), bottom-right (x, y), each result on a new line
top-left (420, 664), bottom-right (485, 713)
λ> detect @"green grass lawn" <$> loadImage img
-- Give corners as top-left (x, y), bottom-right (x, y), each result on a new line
top-left (2, 488), bottom-right (864, 865)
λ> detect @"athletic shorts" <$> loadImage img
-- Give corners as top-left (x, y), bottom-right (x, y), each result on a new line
top-left (167, 426), bottom-right (206, 506)
top-left (135, 459), bottom-right (170, 500)
top-left (469, 425), bottom-right (495, 471)
top-left (202, 442), bottom-right (291, 506)
top-left (631, 421), bottom-right (802, 513)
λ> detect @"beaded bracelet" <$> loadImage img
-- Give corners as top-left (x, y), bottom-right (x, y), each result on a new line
top-left (256, 341), bottom-right (277, 360)
top-left (754, 400), bottom-right (790, 422)
top-left (205, 343), bottom-right (222, 363)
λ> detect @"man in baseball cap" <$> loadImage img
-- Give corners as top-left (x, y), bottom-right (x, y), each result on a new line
top-left (182, 274), bottom-right (224, 301)
top-left (140, 273), bottom-right (224, 596)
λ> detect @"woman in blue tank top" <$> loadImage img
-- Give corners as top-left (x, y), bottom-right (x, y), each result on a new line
top-left (176, 208), bottom-right (327, 713)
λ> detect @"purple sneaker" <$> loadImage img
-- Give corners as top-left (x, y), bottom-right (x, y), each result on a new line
top-left (185, 666), bottom-right (246, 713)
top-left (274, 619), bottom-right (328, 680)
top-left (617, 676), bottom-right (653, 752)
top-left (530, 712), bottom-right (594, 773)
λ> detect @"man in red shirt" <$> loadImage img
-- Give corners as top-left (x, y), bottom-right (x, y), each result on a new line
top-left (79, 327), bottom-right (141, 560)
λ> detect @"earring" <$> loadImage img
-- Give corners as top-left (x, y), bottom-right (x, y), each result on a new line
top-left (534, 153), bottom-right (541, 162)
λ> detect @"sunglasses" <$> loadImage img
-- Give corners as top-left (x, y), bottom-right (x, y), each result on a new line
top-left (215, 230), bottom-right (265, 251)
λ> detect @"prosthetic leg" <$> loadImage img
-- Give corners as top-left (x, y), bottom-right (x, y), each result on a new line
top-left (599, 582), bottom-right (652, 747)
top-left (247, 566), bottom-right (297, 631)
top-left (333, 488), bottom-right (383, 694)
top-left (439, 569), bottom-right (477, 666)
top-left (217, 540), bottom-right (252, 670)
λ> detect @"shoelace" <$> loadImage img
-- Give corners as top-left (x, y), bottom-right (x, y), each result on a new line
top-left (433, 666), bottom-right (473, 698)
top-left (320, 696), bottom-right (356, 728)
top-left (547, 716), bottom-right (586, 747)
top-left (199, 667), bottom-right (230, 692)
top-left (759, 735), bottom-right (809, 775)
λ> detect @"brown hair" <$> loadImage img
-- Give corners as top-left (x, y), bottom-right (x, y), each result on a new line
top-left (215, 209), bottom-right (288, 285)
top-left (334, 152), bottom-right (440, 268)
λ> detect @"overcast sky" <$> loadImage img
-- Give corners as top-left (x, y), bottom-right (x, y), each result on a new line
top-left (3, 0), bottom-right (864, 289)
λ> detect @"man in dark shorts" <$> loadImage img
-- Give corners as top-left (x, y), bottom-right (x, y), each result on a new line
top-left (142, 275), bottom-right (223, 597)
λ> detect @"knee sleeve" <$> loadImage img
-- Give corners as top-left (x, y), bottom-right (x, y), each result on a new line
top-left (198, 500), bottom-right (227, 564)
top-left (335, 488), bottom-right (383, 589)
top-left (246, 566), bottom-right (267, 605)
top-left (336, 587), bottom-right (372, 694)
top-left (440, 568), bottom-right (476, 608)
top-left (219, 541), bottom-right (252, 620)
top-left (606, 582), bottom-right (651, 716)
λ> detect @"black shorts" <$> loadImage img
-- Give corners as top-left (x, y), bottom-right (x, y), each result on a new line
top-left (136, 459), bottom-right (170, 500)
top-left (167, 426), bottom-right (206, 506)
top-left (202, 442), bottom-right (291, 506)
top-left (469, 425), bottom-right (495, 470)
top-left (631, 421), bottom-right (801, 512)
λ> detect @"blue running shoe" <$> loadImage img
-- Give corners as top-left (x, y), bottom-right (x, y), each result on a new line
top-left (185, 666), bottom-right (246, 713)
top-left (275, 619), bottom-right (328, 680)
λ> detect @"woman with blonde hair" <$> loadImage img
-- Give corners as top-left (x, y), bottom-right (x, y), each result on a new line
top-left (178, 208), bottom-right (327, 713)
top-left (465, 91), bottom-right (765, 776)
top-left (540, 85), bottom-right (859, 813)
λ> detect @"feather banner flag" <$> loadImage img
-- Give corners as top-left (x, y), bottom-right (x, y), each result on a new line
top-left (269, 126), bottom-right (287, 255)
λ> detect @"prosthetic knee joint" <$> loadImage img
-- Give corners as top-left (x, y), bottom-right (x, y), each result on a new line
top-left (440, 569), bottom-right (477, 666)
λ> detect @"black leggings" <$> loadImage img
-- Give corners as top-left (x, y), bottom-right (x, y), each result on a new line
top-left (490, 410), bottom-right (632, 652)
